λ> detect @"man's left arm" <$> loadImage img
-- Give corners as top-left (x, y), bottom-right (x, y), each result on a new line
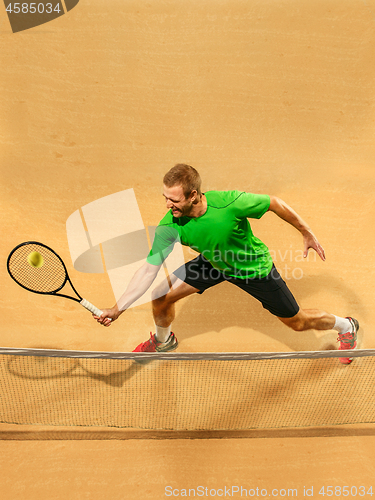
top-left (267, 196), bottom-right (326, 261)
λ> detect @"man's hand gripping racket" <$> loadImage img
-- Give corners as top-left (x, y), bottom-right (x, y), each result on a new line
top-left (7, 241), bottom-right (111, 324)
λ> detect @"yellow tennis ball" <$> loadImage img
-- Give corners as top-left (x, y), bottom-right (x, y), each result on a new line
top-left (27, 251), bottom-right (44, 268)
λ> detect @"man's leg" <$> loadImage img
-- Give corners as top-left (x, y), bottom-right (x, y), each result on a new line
top-left (132, 275), bottom-right (199, 352)
top-left (277, 309), bottom-right (335, 331)
top-left (150, 254), bottom-right (225, 345)
top-left (152, 275), bottom-right (199, 337)
top-left (230, 264), bottom-right (359, 363)
top-left (132, 254), bottom-right (226, 352)
top-left (278, 309), bottom-right (359, 364)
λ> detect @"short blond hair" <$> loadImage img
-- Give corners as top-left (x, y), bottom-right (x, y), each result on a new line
top-left (163, 164), bottom-right (202, 199)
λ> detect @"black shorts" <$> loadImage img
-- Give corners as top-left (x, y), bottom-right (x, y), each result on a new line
top-left (173, 254), bottom-right (300, 319)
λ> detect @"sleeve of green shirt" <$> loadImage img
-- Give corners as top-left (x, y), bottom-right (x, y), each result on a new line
top-left (146, 224), bottom-right (181, 266)
top-left (233, 191), bottom-right (271, 219)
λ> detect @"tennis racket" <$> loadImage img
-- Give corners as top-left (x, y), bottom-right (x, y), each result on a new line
top-left (7, 241), bottom-right (105, 318)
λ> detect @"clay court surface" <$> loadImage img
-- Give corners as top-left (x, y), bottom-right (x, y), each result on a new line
top-left (1, 0), bottom-right (375, 498)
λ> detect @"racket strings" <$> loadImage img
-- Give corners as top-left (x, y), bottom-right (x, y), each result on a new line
top-left (8, 243), bottom-right (67, 293)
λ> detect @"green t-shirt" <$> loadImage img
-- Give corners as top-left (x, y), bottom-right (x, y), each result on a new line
top-left (147, 190), bottom-right (273, 278)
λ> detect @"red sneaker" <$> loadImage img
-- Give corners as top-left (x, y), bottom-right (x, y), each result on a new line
top-left (132, 332), bottom-right (178, 353)
top-left (337, 317), bottom-right (359, 364)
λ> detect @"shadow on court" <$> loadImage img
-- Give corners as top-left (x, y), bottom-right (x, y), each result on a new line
top-left (172, 271), bottom-right (366, 351)
top-left (6, 351), bottom-right (146, 388)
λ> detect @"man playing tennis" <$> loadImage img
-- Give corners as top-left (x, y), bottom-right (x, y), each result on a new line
top-left (94, 164), bottom-right (358, 364)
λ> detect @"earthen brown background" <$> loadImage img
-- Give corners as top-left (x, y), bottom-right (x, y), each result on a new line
top-left (0, 1), bottom-right (375, 498)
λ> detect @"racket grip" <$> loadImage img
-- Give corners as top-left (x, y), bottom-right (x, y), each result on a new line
top-left (80, 299), bottom-right (103, 317)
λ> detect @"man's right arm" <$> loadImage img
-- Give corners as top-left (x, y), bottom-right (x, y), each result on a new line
top-left (94, 261), bottom-right (161, 327)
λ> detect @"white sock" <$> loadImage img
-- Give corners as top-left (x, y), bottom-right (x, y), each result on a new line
top-left (333, 316), bottom-right (351, 334)
top-left (155, 325), bottom-right (171, 343)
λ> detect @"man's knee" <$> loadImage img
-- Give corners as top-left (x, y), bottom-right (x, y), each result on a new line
top-left (289, 319), bottom-right (306, 332)
top-left (152, 279), bottom-right (198, 307)
top-left (279, 312), bottom-right (306, 332)
top-left (151, 287), bottom-right (168, 304)
top-left (151, 277), bottom-right (172, 303)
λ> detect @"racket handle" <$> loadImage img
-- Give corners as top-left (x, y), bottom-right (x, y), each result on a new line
top-left (80, 299), bottom-right (103, 317)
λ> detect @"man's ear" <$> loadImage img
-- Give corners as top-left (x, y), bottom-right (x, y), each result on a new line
top-left (190, 190), bottom-right (198, 203)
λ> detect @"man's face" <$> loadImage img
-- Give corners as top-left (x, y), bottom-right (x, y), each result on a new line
top-left (162, 184), bottom-right (195, 218)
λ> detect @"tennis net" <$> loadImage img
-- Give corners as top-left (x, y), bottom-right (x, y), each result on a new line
top-left (0, 347), bottom-right (374, 430)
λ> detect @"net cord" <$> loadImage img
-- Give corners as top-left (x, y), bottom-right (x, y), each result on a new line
top-left (0, 347), bottom-right (373, 361)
